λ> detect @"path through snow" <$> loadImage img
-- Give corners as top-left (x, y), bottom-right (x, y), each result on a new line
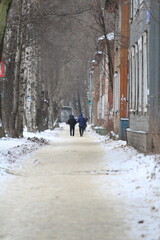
top-left (0, 124), bottom-right (160, 240)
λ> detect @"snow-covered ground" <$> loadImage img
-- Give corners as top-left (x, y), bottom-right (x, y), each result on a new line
top-left (0, 127), bottom-right (62, 176)
top-left (89, 127), bottom-right (160, 239)
top-left (0, 124), bottom-right (160, 181)
top-left (1, 125), bottom-right (160, 180)
top-left (0, 124), bottom-right (160, 238)
top-left (90, 127), bottom-right (160, 181)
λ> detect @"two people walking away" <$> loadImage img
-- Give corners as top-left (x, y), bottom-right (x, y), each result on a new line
top-left (67, 113), bottom-right (87, 137)
top-left (67, 114), bottom-right (77, 136)
top-left (78, 113), bottom-right (87, 137)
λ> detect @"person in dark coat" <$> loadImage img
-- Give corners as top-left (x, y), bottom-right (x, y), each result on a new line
top-left (77, 113), bottom-right (87, 137)
top-left (84, 117), bottom-right (89, 131)
top-left (67, 114), bottom-right (77, 136)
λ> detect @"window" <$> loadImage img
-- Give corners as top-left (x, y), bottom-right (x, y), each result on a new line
top-left (131, 47), bottom-right (136, 110)
top-left (138, 37), bottom-right (143, 112)
top-left (142, 32), bottom-right (148, 112)
top-left (130, 0), bottom-right (133, 20)
top-left (139, 0), bottom-right (144, 4)
top-left (113, 71), bottom-right (120, 113)
top-left (135, 44), bottom-right (139, 111)
top-left (131, 0), bottom-right (144, 19)
top-left (129, 49), bottom-right (132, 110)
top-left (129, 32), bottom-right (148, 114)
top-left (134, 0), bottom-right (139, 16)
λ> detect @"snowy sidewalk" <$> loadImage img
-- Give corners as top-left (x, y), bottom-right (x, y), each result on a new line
top-left (0, 124), bottom-right (160, 240)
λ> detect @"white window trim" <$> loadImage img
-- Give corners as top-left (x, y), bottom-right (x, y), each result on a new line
top-left (129, 32), bottom-right (148, 114)
top-left (142, 32), bottom-right (148, 113)
top-left (129, 49), bottom-right (132, 111)
top-left (134, 0), bottom-right (139, 16)
top-left (130, 0), bottom-right (133, 20)
top-left (113, 71), bottom-right (120, 112)
top-left (138, 37), bottom-right (143, 112)
top-left (131, 47), bottom-right (136, 111)
top-left (135, 44), bottom-right (139, 111)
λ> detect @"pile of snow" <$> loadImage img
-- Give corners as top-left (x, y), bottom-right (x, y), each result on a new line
top-left (0, 127), bottom-right (62, 176)
top-left (88, 125), bottom-right (160, 239)
top-left (1, 123), bottom-right (160, 180)
top-left (94, 126), bottom-right (104, 129)
top-left (88, 125), bottom-right (160, 180)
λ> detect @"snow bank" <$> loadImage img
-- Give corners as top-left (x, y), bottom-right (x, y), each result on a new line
top-left (0, 127), bottom-right (62, 176)
top-left (88, 125), bottom-right (160, 179)
top-left (88, 125), bottom-right (160, 239)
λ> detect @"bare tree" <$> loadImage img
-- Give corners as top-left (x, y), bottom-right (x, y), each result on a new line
top-left (2, 0), bottom-right (40, 136)
top-left (89, 0), bottom-right (117, 90)
top-left (1, 0), bottom-right (96, 137)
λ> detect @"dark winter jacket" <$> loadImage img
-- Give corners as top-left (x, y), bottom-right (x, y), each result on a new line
top-left (67, 115), bottom-right (77, 127)
top-left (78, 113), bottom-right (87, 127)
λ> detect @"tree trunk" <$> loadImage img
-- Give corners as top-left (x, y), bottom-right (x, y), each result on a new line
top-left (9, 41), bottom-right (22, 137)
top-left (0, 0), bottom-right (12, 60)
top-left (77, 90), bottom-right (82, 114)
top-left (9, 1), bottom-right (23, 137)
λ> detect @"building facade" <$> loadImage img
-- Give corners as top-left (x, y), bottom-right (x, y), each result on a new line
top-left (91, 37), bottom-right (113, 131)
top-left (127, 0), bottom-right (160, 152)
top-left (113, 0), bottom-right (129, 140)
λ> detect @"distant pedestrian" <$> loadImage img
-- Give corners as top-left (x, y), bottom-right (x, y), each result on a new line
top-left (77, 113), bottom-right (87, 137)
top-left (85, 117), bottom-right (89, 122)
top-left (85, 117), bottom-right (89, 131)
top-left (67, 114), bottom-right (77, 136)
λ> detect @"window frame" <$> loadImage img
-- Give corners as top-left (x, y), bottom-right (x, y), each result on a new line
top-left (138, 37), bottom-right (143, 112)
top-left (142, 31), bottom-right (148, 113)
